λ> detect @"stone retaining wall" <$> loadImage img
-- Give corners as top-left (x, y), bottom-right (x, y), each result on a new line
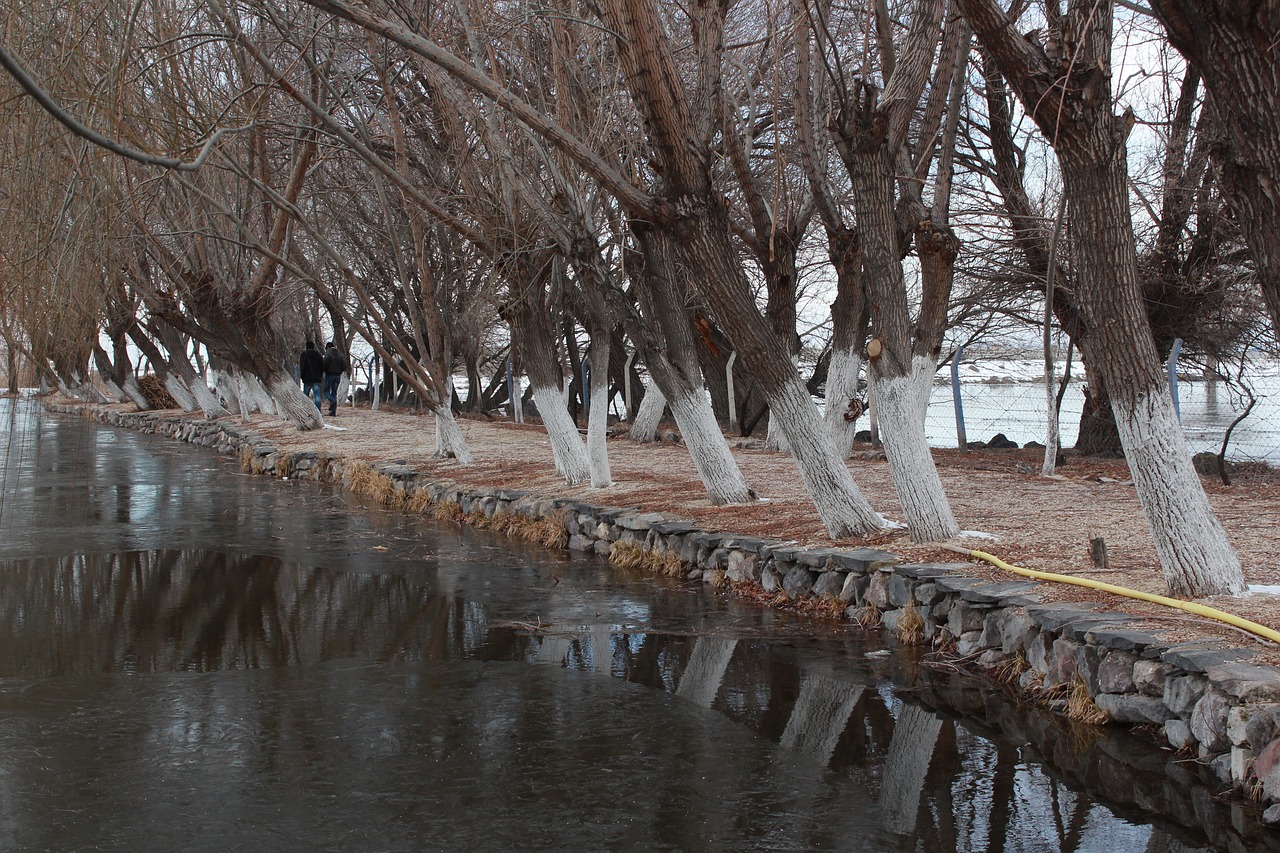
top-left (51, 402), bottom-right (1280, 821)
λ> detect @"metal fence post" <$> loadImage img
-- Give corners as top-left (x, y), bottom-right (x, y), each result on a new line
top-left (951, 344), bottom-right (967, 450)
top-left (726, 351), bottom-right (738, 432)
top-left (1167, 338), bottom-right (1183, 420)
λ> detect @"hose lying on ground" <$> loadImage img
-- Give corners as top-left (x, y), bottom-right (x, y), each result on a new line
top-left (938, 543), bottom-right (1280, 646)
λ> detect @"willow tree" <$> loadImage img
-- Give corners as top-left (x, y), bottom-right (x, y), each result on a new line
top-left (959, 0), bottom-right (1245, 596)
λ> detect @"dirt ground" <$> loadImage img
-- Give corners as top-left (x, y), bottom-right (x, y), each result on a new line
top-left (113, 400), bottom-right (1280, 652)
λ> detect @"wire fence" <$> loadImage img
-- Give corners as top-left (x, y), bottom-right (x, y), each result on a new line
top-left (927, 352), bottom-right (1280, 466)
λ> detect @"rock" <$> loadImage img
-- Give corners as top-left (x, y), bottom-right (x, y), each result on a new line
top-left (1096, 694), bottom-right (1171, 725)
top-left (1263, 804), bottom-right (1280, 826)
top-left (812, 570), bottom-right (845, 599)
top-left (1191, 689), bottom-right (1232, 754)
top-left (1164, 674), bottom-right (1208, 716)
top-left (864, 573), bottom-right (890, 609)
top-left (839, 572), bottom-right (866, 605)
top-left (1097, 651), bottom-right (1137, 695)
top-left (997, 609), bottom-right (1039, 655)
top-left (782, 566), bottom-right (817, 598)
top-left (887, 573), bottom-right (915, 608)
top-left (567, 534), bottom-right (593, 552)
top-left (1192, 451), bottom-right (1233, 476)
top-left (986, 432), bottom-right (1019, 449)
top-left (1133, 660), bottom-right (1176, 697)
top-left (760, 566), bottom-right (782, 595)
top-left (1047, 636), bottom-right (1082, 686)
top-left (1165, 719), bottom-right (1195, 751)
top-left (725, 550), bottom-right (759, 584)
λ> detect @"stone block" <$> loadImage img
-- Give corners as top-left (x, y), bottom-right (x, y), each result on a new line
top-left (864, 573), bottom-right (890, 609)
top-left (567, 534), bottom-right (593, 552)
top-left (1096, 694), bottom-right (1171, 725)
top-left (887, 573), bottom-right (915, 608)
top-left (1047, 637), bottom-right (1082, 686)
top-left (1097, 650), bottom-right (1137, 695)
top-left (1165, 674), bottom-right (1208, 717)
top-left (1231, 746), bottom-right (1256, 784)
top-left (725, 551), bottom-right (759, 584)
top-left (1257, 738), bottom-right (1280, 802)
top-left (782, 566), bottom-right (817, 598)
top-left (1208, 663), bottom-right (1280, 702)
top-left (761, 566), bottom-right (781, 594)
top-left (839, 572), bottom-right (867, 605)
top-left (593, 540), bottom-right (613, 557)
top-left (1134, 659), bottom-right (1177, 698)
top-left (947, 601), bottom-right (986, 636)
top-left (914, 582), bottom-right (944, 606)
top-left (831, 548), bottom-right (899, 573)
top-left (1191, 689), bottom-right (1233, 754)
top-left (1165, 719), bottom-right (1195, 751)
top-left (812, 570), bottom-right (845, 599)
top-left (1076, 643), bottom-right (1106, 695)
top-left (997, 609), bottom-right (1038, 655)
top-left (956, 630), bottom-right (986, 656)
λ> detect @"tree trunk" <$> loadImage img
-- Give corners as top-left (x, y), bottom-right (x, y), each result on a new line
top-left (586, 333), bottom-right (612, 488)
top-left (267, 369), bottom-right (323, 430)
top-left (629, 380), bottom-right (666, 442)
top-left (673, 196), bottom-right (883, 537)
top-left (960, 0), bottom-right (1245, 596)
top-left (1151, 0), bottom-right (1280, 338)
top-left (432, 400), bottom-right (474, 463)
top-left (531, 382), bottom-right (590, 485)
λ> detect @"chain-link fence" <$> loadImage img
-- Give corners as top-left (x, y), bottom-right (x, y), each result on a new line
top-left (926, 351), bottom-right (1280, 466)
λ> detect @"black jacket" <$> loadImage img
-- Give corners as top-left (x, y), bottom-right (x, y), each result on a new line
top-left (299, 347), bottom-right (325, 384)
top-left (323, 348), bottom-right (346, 376)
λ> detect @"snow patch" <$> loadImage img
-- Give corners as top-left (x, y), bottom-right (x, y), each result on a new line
top-left (1246, 585), bottom-right (1280, 595)
top-left (322, 423), bottom-right (350, 431)
top-left (959, 530), bottom-right (998, 542)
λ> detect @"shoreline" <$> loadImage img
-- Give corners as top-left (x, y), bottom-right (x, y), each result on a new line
top-left (44, 397), bottom-right (1280, 822)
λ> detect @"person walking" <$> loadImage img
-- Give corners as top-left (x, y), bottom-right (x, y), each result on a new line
top-left (322, 341), bottom-right (346, 417)
top-left (299, 340), bottom-right (325, 411)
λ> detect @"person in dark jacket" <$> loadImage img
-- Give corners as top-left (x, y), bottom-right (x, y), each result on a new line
top-left (299, 340), bottom-right (325, 411)
top-left (322, 341), bottom-right (346, 417)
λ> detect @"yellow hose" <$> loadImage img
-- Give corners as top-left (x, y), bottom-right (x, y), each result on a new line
top-left (939, 544), bottom-right (1280, 646)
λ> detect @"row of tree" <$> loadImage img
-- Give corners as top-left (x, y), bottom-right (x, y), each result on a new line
top-left (1, 0), bottom-right (1276, 597)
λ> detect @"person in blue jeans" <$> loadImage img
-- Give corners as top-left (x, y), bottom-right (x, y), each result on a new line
top-left (299, 340), bottom-right (325, 411)
top-left (322, 341), bottom-right (346, 417)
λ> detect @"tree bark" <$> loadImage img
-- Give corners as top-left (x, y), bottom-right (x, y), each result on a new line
top-left (961, 0), bottom-right (1245, 596)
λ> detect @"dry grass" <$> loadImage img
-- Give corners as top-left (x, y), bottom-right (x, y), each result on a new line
top-left (1064, 677), bottom-right (1110, 725)
top-left (897, 601), bottom-right (925, 645)
top-left (434, 500), bottom-right (464, 523)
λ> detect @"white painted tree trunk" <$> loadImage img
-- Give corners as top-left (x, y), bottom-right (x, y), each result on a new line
top-left (120, 375), bottom-right (151, 410)
top-left (189, 375), bottom-right (229, 419)
top-left (267, 372), bottom-right (323, 430)
top-left (432, 403), bottom-right (474, 463)
top-left (101, 378), bottom-right (125, 403)
top-left (666, 386), bottom-right (755, 505)
top-left (240, 372), bottom-right (275, 416)
top-left (879, 703), bottom-right (943, 834)
top-left (162, 374), bottom-right (199, 412)
top-left (1115, 389), bottom-right (1245, 596)
top-left (531, 383), bottom-right (591, 485)
top-left (586, 343), bottom-right (612, 488)
top-left (874, 356), bottom-right (960, 542)
top-left (628, 381), bottom-right (666, 442)
top-left (765, 414), bottom-right (792, 453)
top-left (823, 347), bottom-right (863, 459)
top-left (769, 376), bottom-right (883, 537)
top-left (337, 373), bottom-right (351, 408)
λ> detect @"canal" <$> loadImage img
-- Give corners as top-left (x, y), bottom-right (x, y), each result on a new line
top-left (0, 399), bottom-right (1272, 851)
